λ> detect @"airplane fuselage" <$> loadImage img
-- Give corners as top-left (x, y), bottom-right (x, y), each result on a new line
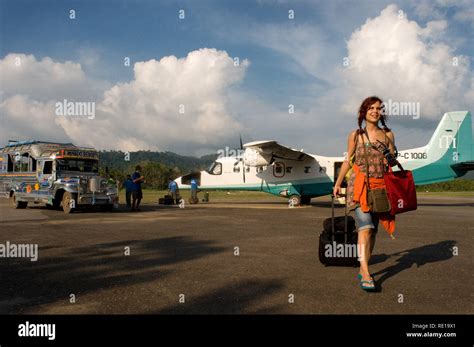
top-left (177, 111), bottom-right (473, 203)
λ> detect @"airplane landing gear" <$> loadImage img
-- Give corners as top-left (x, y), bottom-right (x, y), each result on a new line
top-left (289, 195), bottom-right (301, 207)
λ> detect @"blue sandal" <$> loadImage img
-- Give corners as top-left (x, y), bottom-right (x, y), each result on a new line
top-left (360, 280), bottom-right (375, 290)
top-left (358, 274), bottom-right (376, 291)
top-left (357, 273), bottom-right (374, 280)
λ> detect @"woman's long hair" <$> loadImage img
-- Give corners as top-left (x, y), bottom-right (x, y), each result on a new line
top-left (357, 96), bottom-right (391, 134)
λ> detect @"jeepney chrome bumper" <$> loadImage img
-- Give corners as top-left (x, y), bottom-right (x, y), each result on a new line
top-left (78, 193), bottom-right (118, 205)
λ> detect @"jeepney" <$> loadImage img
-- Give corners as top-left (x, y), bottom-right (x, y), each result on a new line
top-left (0, 141), bottom-right (119, 213)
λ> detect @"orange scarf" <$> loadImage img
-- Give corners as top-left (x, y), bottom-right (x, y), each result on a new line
top-left (352, 164), bottom-right (396, 237)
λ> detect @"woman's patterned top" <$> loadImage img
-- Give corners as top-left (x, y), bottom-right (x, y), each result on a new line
top-left (346, 133), bottom-right (388, 211)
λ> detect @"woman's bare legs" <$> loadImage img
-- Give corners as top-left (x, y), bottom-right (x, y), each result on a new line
top-left (358, 228), bottom-right (375, 288)
top-left (370, 231), bottom-right (376, 255)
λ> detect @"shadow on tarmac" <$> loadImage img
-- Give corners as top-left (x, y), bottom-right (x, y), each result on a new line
top-left (0, 237), bottom-right (226, 314)
top-left (147, 279), bottom-right (285, 314)
top-left (370, 240), bottom-right (457, 293)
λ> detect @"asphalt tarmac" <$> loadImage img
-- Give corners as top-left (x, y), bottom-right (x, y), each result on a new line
top-left (0, 194), bottom-right (472, 314)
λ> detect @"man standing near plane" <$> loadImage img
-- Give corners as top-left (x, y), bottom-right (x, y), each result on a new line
top-left (123, 174), bottom-right (134, 208)
top-left (190, 178), bottom-right (199, 204)
top-left (168, 177), bottom-right (179, 204)
top-left (132, 165), bottom-right (145, 211)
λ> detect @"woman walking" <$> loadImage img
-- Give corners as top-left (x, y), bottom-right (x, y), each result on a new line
top-left (333, 96), bottom-right (397, 291)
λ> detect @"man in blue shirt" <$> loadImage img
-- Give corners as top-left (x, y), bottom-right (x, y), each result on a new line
top-left (123, 174), bottom-right (134, 208)
top-left (131, 165), bottom-right (144, 211)
top-left (168, 178), bottom-right (179, 204)
top-left (190, 178), bottom-right (198, 204)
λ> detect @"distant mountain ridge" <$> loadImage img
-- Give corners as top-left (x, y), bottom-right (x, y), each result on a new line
top-left (99, 150), bottom-right (217, 173)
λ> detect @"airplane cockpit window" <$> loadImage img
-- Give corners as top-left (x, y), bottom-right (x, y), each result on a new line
top-left (233, 165), bottom-right (240, 173)
top-left (286, 167), bottom-right (293, 173)
top-left (207, 162), bottom-right (222, 175)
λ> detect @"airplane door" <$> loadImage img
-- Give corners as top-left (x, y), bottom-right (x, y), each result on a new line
top-left (273, 162), bottom-right (285, 178)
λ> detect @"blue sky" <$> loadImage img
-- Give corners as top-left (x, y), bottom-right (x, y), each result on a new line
top-left (1, 0), bottom-right (473, 156)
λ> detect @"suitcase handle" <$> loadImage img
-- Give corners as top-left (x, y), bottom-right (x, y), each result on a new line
top-left (330, 194), bottom-right (349, 243)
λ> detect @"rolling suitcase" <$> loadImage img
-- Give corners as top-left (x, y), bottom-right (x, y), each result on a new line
top-left (318, 195), bottom-right (359, 267)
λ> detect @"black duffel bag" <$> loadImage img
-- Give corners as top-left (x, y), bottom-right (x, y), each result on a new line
top-left (323, 215), bottom-right (355, 233)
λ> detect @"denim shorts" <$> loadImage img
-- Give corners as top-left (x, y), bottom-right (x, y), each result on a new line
top-left (354, 206), bottom-right (379, 232)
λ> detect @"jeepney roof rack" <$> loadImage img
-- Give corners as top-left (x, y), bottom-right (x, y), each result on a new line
top-left (4, 140), bottom-right (75, 148)
top-left (0, 141), bottom-right (96, 156)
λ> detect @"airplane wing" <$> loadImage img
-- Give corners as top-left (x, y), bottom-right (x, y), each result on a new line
top-left (243, 140), bottom-right (313, 162)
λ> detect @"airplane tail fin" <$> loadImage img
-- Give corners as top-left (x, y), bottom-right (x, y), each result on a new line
top-left (426, 111), bottom-right (472, 164)
top-left (415, 111), bottom-right (473, 184)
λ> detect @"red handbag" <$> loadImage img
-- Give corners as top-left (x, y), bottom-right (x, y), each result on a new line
top-left (384, 162), bottom-right (417, 215)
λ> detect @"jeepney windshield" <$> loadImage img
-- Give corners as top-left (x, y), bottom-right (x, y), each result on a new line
top-left (56, 159), bottom-right (99, 173)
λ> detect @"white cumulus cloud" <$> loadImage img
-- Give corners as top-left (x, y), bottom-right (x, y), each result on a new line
top-left (1, 4), bottom-right (473, 157)
top-left (0, 53), bottom-right (93, 101)
top-left (341, 4), bottom-right (474, 122)
top-left (1, 49), bottom-right (249, 154)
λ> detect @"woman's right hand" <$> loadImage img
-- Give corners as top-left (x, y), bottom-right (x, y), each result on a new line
top-left (333, 185), bottom-right (341, 197)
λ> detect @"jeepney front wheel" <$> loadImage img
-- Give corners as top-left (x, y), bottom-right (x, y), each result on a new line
top-left (12, 192), bottom-right (28, 209)
top-left (61, 191), bottom-right (77, 214)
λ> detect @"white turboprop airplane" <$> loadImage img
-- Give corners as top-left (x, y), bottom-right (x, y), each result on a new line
top-left (176, 111), bottom-right (473, 205)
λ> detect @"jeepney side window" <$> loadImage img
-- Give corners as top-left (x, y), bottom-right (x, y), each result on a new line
top-left (13, 155), bottom-right (21, 172)
top-left (30, 157), bottom-right (37, 172)
top-left (20, 153), bottom-right (29, 172)
top-left (0, 155), bottom-right (6, 172)
top-left (7, 154), bottom-right (14, 172)
top-left (43, 161), bottom-right (53, 174)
